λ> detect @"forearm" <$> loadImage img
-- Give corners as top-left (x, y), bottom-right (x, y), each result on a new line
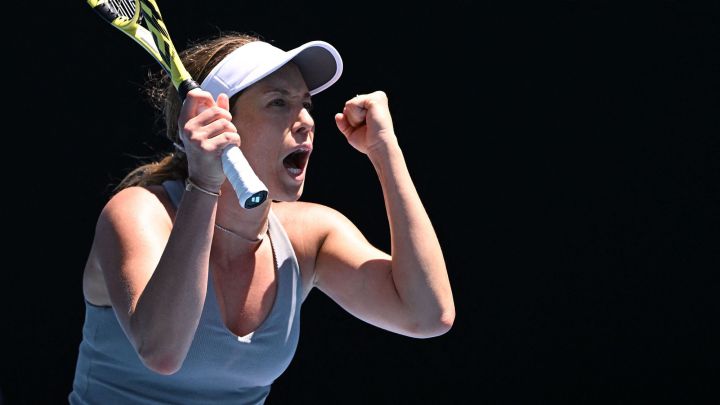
top-left (368, 136), bottom-right (455, 334)
top-left (129, 189), bottom-right (217, 374)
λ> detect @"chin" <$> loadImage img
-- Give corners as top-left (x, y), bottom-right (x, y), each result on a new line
top-left (270, 185), bottom-right (304, 203)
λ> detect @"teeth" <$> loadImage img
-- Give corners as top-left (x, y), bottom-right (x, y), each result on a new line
top-left (287, 167), bottom-right (302, 175)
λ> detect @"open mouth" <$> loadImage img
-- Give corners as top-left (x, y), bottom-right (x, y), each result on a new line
top-left (282, 147), bottom-right (312, 177)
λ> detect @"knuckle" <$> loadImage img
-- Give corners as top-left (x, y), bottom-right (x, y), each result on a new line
top-left (222, 120), bottom-right (236, 132)
top-left (188, 130), bottom-right (204, 143)
top-left (199, 140), bottom-right (214, 152)
top-left (373, 90), bottom-right (388, 101)
top-left (184, 130), bottom-right (202, 143)
top-left (228, 132), bottom-right (241, 145)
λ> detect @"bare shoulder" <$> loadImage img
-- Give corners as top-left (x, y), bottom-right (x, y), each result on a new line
top-left (271, 201), bottom-right (352, 238)
top-left (94, 184), bottom-right (175, 256)
top-left (100, 185), bottom-right (175, 229)
top-left (271, 201), bottom-right (360, 294)
top-left (270, 201), bottom-right (371, 253)
top-left (84, 185), bottom-right (174, 305)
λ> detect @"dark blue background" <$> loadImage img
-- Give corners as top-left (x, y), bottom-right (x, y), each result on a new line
top-left (4, 1), bottom-right (719, 404)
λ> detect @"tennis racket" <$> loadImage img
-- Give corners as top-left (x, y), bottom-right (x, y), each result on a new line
top-left (87, 0), bottom-right (268, 208)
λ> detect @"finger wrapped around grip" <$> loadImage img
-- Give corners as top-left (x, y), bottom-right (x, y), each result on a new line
top-left (201, 132), bottom-right (242, 156)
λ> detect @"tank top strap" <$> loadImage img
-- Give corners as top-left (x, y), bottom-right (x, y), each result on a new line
top-left (161, 178), bottom-right (184, 208)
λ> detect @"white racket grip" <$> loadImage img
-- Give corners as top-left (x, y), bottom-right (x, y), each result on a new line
top-left (221, 146), bottom-right (268, 209)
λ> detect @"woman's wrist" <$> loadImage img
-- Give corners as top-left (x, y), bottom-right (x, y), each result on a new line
top-left (367, 133), bottom-right (400, 161)
top-left (185, 177), bottom-right (221, 197)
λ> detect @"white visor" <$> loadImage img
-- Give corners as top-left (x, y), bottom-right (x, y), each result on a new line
top-left (200, 40), bottom-right (343, 99)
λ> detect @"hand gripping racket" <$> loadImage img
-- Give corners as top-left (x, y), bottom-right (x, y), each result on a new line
top-left (87, 0), bottom-right (268, 208)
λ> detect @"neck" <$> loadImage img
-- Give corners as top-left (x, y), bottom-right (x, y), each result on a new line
top-left (214, 182), bottom-right (272, 244)
top-left (214, 222), bottom-right (266, 243)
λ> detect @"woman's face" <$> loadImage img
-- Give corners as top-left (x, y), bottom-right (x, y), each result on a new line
top-left (230, 63), bottom-right (314, 202)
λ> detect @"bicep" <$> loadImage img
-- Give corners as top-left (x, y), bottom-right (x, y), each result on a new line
top-left (94, 188), bottom-right (171, 331)
top-left (313, 210), bottom-right (407, 334)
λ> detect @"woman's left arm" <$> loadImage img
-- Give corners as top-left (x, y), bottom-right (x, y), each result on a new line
top-left (314, 91), bottom-right (454, 338)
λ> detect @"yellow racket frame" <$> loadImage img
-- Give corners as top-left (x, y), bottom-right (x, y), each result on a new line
top-left (87, 0), bottom-right (193, 91)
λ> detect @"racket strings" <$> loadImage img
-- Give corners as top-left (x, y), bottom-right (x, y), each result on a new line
top-left (107, 0), bottom-right (137, 21)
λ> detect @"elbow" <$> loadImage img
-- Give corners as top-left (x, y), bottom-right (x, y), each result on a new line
top-left (438, 307), bottom-right (456, 334)
top-left (135, 338), bottom-right (187, 375)
top-left (406, 306), bottom-right (455, 339)
top-left (138, 348), bottom-right (185, 375)
top-left (428, 306), bottom-right (456, 337)
top-left (129, 317), bottom-right (189, 375)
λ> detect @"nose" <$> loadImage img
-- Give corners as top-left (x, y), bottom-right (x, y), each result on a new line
top-left (293, 106), bottom-right (314, 136)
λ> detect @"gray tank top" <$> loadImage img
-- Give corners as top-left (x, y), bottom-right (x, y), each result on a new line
top-left (69, 180), bottom-right (302, 404)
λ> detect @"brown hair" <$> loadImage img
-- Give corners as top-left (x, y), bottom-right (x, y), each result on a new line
top-left (113, 32), bottom-right (261, 193)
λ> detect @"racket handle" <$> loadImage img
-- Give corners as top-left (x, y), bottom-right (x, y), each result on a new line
top-left (178, 79), bottom-right (267, 208)
top-left (222, 146), bottom-right (268, 209)
top-left (178, 79), bottom-right (201, 101)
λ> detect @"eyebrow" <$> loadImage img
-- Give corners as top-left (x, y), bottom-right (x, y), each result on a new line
top-left (264, 88), bottom-right (311, 98)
